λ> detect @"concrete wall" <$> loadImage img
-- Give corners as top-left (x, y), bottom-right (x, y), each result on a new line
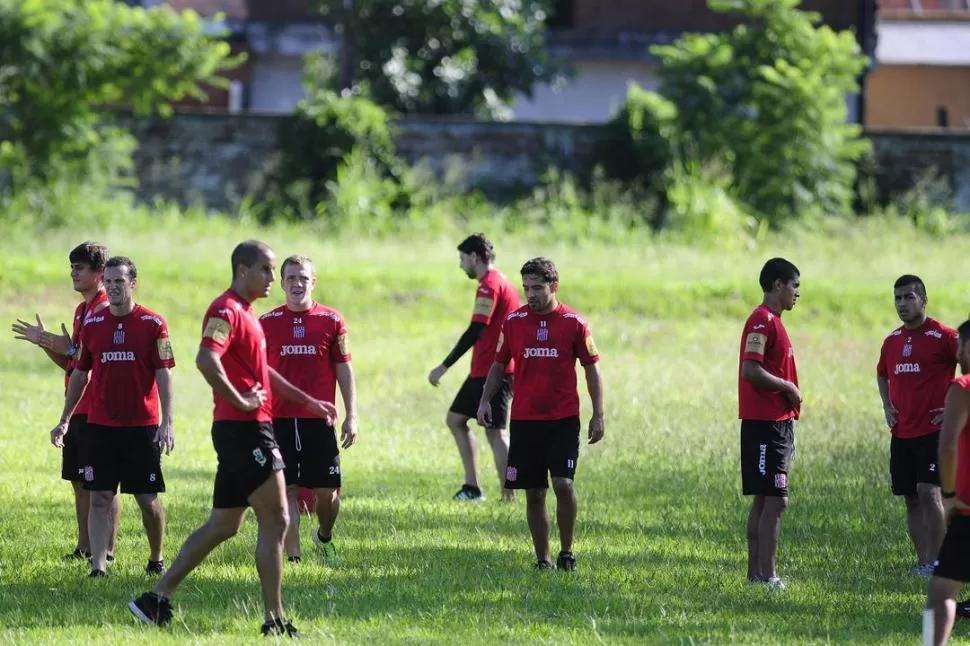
top-left (867, 65), bottom-right (970, 128)
top-left (116, 112), bottom-right (970, 213)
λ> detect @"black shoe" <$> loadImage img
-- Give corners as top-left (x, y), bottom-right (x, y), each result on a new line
top-left (88, 569), bottom-right (107, 578)
top-left (287, 555), bottom-right (302, 563)
top-left (453, 484), bottom-right (484, 502)
top-left (556, 551), bottom-right (577, 572)
top-left (65, 548), bottom-right (91, 561)
top-left (261, 618), bottom-right (300, 637)
top-left (535, 560), bottom-right (556, 570)
top-left (146, 559), bottom-right (165, 576)
top-left (128, 591), bottom-right (173, 626)
top-left (957, 599), bottom-right (970, 620)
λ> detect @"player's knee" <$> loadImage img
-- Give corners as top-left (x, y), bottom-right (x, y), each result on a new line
top-left (90, 491), bottom-right (114, 510)
top-left (765, 495), bottom-right (788, 515)
top-left (904, 493), bottom-right (921, 510)
top-left (446, 414), bottom-right (467, 433)
top-left (917, 484), bottom-right (940, 504)
top-left (551, 478), bottom-right (574, 498)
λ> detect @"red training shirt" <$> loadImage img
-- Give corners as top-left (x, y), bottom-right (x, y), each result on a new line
top-left (738, 304), bottom-right (800, 421)
top-left (952, 374), bottom-right (970, 514)
top-left (495, 303), bottom-right (599, 421)
top-left (469, 270), bottom-right (520, 378)
top-left (260, 303), bottom-right (351, 418)
top-left (876, 318), bottom-right (957, 439)
top-left (76, 304), bottom-right (175, 427)
top-left (68, 289), bottom-right (109, 417)
top-left (200, 290), bottom-right (273, 423)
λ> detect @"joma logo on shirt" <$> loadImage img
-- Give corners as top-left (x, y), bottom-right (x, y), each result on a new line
top-left (101, 351), bottom-right (135, 363)
top-left (895, 363), bottom-right (921, 375)
top-left (523, 347), bottom-right (559, 359)
top-left (281, 344), bottom-right (317, 357)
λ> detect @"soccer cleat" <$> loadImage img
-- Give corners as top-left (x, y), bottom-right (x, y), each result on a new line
top-left (145, 559), bottom-right (165, 576)
top-left (765, 576), bottom-right (786, 590)
top-left (66, 548), bottom-right (91, 561)
top-left (911, 563), bottom-right (934, 577)
top-left (556, 551), bottom-right (577, 572)
top-left (287, 555), bottom-right (302, 564)
top-left (261, 618), bottom-right (300, 637)
top-left (128, 591), bottom-right (173, 627)
top-left (453, 485), bottom-right (484, 502)
top-left (535, 560), bottom-right (556, 571)
top-left (312, 529), bottom-right (340, 566)
top-left (88, 569), bottom-right (107, 578)
top-left (956, 599), bottom-right (970, 620)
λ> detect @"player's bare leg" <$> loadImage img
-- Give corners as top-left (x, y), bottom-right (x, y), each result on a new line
top-left (551, 477), bottom-right (577, 554)
top-left (525, 488), bottom-right (551, 564)
top-left (71, 482), bottom-right (91, 553)
top-left (447, 412), bottom-right (479, 490)
top-left (926, 575), bottom-right (962, 646)
top-left (747, 496), bottom-right (765, 580)
top-left (151, 507), bottom-right (247, 599)
top-left (906, 493), bottom-right (933, 565)
top-left (315, 487), bottom-right (340, 539)
top-left (88, 490), bottom-right (116, 572)
top-left (284, 487), bottom-right (302, 559)
top-left (918, 483), bottom-right (946, 563)
top-left (134, 493), bottom-right (165, 563)
top-left (485, 427), bottom-right (514, 501)
top-left (249, 471), bottom-right (289, 623)
top-left (757, 496), bottom-right (788, 580)
top-left (109, 494), bottom-right (120, 557)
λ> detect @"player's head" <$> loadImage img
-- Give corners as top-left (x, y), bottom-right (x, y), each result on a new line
top-left (521, 257), bottom-right (559, 313)
top-left (231, 240), bottom-right (276, 302)
top-left (103, 256), bottom-right (137, 308)
top-left (893, 274), bottom-right (927, 324)
top-left (457, 233), bottom-right (495, 279)
top-left (280, 255), bottom-right (316, 308)
top-left (759, 258), bottom-right (800, 311)
top-left (957, 320), bottom-right (970, 375)
top-left (68, 241), bottom-right (109, 293)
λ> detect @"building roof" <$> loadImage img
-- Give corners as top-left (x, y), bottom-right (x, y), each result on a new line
top-left (877, 19), bottom-right (970, 65)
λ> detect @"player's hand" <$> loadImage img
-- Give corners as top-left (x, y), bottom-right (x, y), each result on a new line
top-left (783, 382), bottom-right (802, 409)
top-left (341, 416), bottom-right (358, 449)
top-left (12, 314), bottom-right (47, 345)
top-left (155, 422), bottom-right (175, 456)
top-left (477, 401), bottom-right (493, 427)
top-left (930, 407), bottom-right (945, 427)
top-left (306, 399), bottom-right (338, 425)
top-left (884, 403), bottom-right (899, 429)
top-left (238, 384), bottom-right (268, 412)
top-left (50, 421), bottom-right (68, 448)
top-left (588, 414), bottom-right (605, 444)
top-left (944, 496), bottom-right (970, 522)
top-left (427, 364), bottom-right (447, 387)
top-left (38, 323), bottom-right (72, 355)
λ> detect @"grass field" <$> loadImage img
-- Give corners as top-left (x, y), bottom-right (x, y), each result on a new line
top-left (2, 216), bottom-right (970, 644)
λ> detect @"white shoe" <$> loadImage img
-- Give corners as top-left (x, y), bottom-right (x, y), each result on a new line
top-left (765, 576), bottom-right (786, 590)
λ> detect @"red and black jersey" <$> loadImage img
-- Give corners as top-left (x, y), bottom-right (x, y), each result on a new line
top-left (496, 303), bottom-right (599, 421)
top-left (469, 270), bottom-right (520, 378)
top-left (76, 304), bottom-right (175, 426)
top-left (738, 304), bottom-right (799, 421)
top-left (260, 303), bottom-right (351, 417)
top-left (68, 289), bottom-right (109, 416)
top-left (877, 318), bottom-right (957, 439)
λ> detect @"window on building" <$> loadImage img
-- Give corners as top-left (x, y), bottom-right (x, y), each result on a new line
top-left (546, 0), bottom-right (575, 29)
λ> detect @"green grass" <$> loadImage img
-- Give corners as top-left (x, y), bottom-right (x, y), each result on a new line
top-left (2, 216), bottom-right (970, 644)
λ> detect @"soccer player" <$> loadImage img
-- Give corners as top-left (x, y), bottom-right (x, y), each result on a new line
top-left (477, 257), bottom-right (603, 571)
top-left (738, 257), bottom-right (802, 590)
top-left (12, 241), bottom-right (121, 562)
top-left (428, 233), bottom-right (520, 502)
top-left (260, 254), bottom-right (358, 565)
top-left (876, 275), bottom-right (956, 576)
top-left (923, 320), bottom-right (970, 645)
top-left (48, 256), bottom-right (175, 578)
top-left (128, 240), bottom-right (338, 638)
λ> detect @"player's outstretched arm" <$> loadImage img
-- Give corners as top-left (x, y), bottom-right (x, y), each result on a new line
top-left (51, 369), bottom-right (90, 447)
top-left (476, 361), bottom-right (507, 426)
top-left (195, 346), bottom-right (262, 412)
top-left (336, 362), bottom-right (358, 449)
top-left (155, 367), bottom-right (175, 455)
top-left (429, 322), bottom-right (487, 386)
top-left (267, 366), bottom-right (338, 424)
top-left (584, 363), bottom-right (605, 444)
top-left (12, 314), bottom-right (70, 370)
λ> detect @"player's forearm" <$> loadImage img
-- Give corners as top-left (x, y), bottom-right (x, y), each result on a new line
top-left (876, 375), bottom-right (891, 408)
top-left (58, 370), bottom-right (89, 423)
top-left (741, 360), bottom-right (791, 392)
top-left (336, 363), bottom-right (358, 419)
top-left (196, 348), bottom-right (247, 407)
top-left (940, 384), bottom-right (968, 493)
top-left (44, 347), bottom-right (70, 371)
top-left (155, 368), bottom-right (174, 425)
top-left (479, 362), bottom-right (507, 404)
top-left (585, 363), bottom-right (604, 418)
top-left (442, 322), bottom-right (486, 368)
top-left (268, 367), bottom-right (312, 406)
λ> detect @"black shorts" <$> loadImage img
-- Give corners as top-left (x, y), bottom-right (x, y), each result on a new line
top-left (740, 419), bottom-right (795, 497)
top-left (504, 416), bottom-right (581, 490)
top-left (890, 432), bottom-right (941, 495)
top-left (934, 514), bottom-right (970, 581)
top-left (211, 421), bottom-right (285, 509)
top-left (273, 418), bottom-right (341, 489)
top-left (83, 424), bottom-right (165, 494)
top-left (61, 413), bottom-right (89, 482)
top-left (449, 375), bottom-right (513, 429)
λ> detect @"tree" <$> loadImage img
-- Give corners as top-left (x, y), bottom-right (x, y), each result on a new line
top-left (312, 0), bottom-right (565, 118)
top-left (0, 0), bottom-right (238, 182)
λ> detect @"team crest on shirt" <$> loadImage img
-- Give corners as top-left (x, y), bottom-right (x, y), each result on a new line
top-left (113, 324), bottom-right (125, 345)
top-left (902, 343), bottom-right (912, 358)
top-left (292, 318), bottom-right (305, 339)
top-left (537, 320), bottom-right (549, 341)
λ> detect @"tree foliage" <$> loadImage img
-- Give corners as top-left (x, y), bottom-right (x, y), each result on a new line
top-left (0, 0), bottom-right (238, 181)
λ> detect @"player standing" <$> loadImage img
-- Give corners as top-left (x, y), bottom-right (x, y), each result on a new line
top-left (128, 240), bottom-right (337, 637)
top-left (477, 257), bottom-right (603, 570)
top-left (12, 241), bottom-right (121, 562)
top-left (738, 257), bottom-right (802, 590)
top-left (49, 256), bottom-right (175, 578)
top-left (260, 254), bottom-right (358, 565)
top-left (428, 233), bottom-right (520, 502)
top-left (876, 275), bottom-right (956, 576)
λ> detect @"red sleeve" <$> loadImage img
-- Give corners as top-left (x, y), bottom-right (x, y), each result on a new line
top-left (495, 319), bottom-right (512, 365)
top-left (76, 325), bottom-right (92, 371)
top-left (574, 319), bottom-right (600, 366)
top-left (944, 328), bottom-right (959, 366)
top-left (331, 318), bottom-right (351, 363)
top-left (471, 283), bottom-right (498, 325)
top-left (876, 339), bottom-right (889, 378)
top-left (153, 319), bottom-right (176, 369)
top-left (200, 306), bottom-right (234, 356)
top-left (741, 314), bottom-right (773, 364)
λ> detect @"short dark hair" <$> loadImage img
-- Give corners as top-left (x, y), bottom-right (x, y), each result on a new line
top-left (230, 240), bottom-right (272, 280)
top-left (759, 258), bottom-right (799, 292)
top-left (104, 256), bottom-right (137, 280)
top-left (894, 274), bottom-right (927, 301)
top-left (520, 257), bottom-right (559, 284)
top-left (457, 233), bottom-right (495, 264)
top-left (280, 254), bottom-right (314, 280)
top-left (68, 241), bottom-right (109, 271)
top-left (958, 320), bottom-right (970, 343)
